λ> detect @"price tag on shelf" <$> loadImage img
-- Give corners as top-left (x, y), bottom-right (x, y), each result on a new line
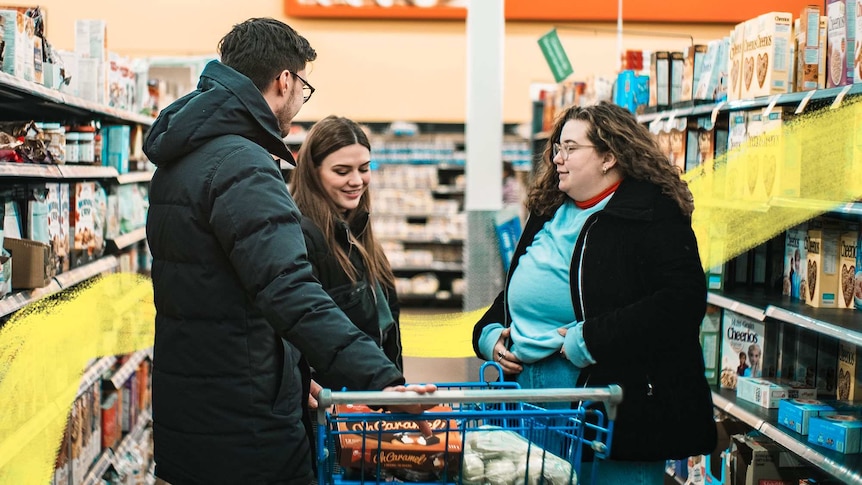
top-left (795, 90), bottom-right (817, 114)
top-left (710, 101), bottom-right (726, 124)
top-left (830, 85), bottom-right (853, 110)
top-left (761, 95), bottom-right (780, 117)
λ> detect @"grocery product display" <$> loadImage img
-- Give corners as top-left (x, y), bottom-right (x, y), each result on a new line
top-left (2, 2), bottom-right (862, 485)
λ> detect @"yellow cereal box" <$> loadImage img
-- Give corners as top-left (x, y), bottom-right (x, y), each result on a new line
top-left (806, 221), bottom-right (842, 308)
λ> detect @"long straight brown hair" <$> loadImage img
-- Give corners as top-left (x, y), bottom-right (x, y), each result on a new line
top-left (291, 115), bottom-right (394, 289)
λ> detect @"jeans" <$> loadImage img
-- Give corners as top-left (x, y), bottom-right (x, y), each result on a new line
top-left (514, 352), bottom-right (580, 409)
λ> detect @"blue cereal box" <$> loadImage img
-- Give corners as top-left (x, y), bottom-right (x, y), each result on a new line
top-left (777, 398), bottom-right (836, 435)
top-left (807, 414), bottom-right (862, 453)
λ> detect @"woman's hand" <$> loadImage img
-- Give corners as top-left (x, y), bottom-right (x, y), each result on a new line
top-left (493, 328), bottom-right (523, 375)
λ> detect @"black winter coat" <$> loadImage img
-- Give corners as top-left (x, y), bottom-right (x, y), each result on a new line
top-left (144, 61), bottom-right (404, 485)
top-left (299, 214), bottom-right (403, 376)
top-left (472, 178), bottom-right (717, 461)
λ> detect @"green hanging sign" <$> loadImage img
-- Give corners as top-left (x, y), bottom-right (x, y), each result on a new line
top-left (538, 28), bottom-right (573, 83)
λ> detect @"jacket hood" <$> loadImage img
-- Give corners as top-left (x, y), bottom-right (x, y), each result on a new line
top-left (143, 60), bottom-right (294, 167)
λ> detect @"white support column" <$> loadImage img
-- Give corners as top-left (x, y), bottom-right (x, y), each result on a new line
top-left (465, 0), bottom-right (504, 212)
top-left (464, 0), bottom-right (505, 313)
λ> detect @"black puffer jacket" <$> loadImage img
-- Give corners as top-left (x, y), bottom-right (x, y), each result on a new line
top-left (472, 177), bottom-right (717, 461)
top-left (300, 214), bottom-right (403, 376)
top-left (144, 60), bottom-right (404, 485)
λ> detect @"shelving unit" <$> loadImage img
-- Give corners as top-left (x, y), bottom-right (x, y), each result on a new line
top-left (0, 64), bottom-right (155, 484)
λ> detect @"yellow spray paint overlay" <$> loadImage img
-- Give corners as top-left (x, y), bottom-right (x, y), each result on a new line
top-left (0, 273), bottom-right (155, 484)
top-left (0, 100), bottom-right (860, 482)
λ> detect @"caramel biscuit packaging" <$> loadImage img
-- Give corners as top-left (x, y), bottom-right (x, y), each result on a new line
top-left (837, 341), bottom-right (859, 400)
top-left (720, 309), bottom-right (766, 390)
top-left (839, 227), bottom-right (859, 309)
top-left (728, 23), bottom-right (746, 101)
top-left (334, 404), bottom-right (462, 478)
top-left (806, 220), bottom-right (842, 308)
top-left (742, 12), bottom-right (793, 99)
top-left (797, 5), bottom-right (823, 91)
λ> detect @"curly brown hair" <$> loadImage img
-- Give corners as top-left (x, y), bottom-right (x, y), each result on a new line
top-left (527, 101), bottom-right (694, 218)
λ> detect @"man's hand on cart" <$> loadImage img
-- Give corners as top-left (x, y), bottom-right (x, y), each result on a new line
top-left (381, 383), bottom-right (438, 437)
top-left (308, 379), bottom-right (323, 409)
top-left (493, 328), bottom-right (523, 375)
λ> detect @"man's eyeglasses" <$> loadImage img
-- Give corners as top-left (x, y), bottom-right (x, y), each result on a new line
top-left (552, 142), bottom-right (595, 161)
top-left (278, 70), bottom-right (315, 103)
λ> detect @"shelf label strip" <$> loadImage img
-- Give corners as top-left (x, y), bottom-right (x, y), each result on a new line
top-left (830, 85), bottom-right (853, 110)
top-left (795, 90), bottom-right (817, 114)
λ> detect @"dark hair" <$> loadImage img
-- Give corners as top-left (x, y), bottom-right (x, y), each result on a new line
top-left (291, 116), bottom-right (394, 289)
top-left (527, 101), bottom-right (695, 218)
top-left (218, 18), bottom-right (317, 92)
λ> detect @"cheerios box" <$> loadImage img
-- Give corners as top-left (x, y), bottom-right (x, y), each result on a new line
top-left (807, 414), bottom-right (862, 453)
top-left (741, 12), bottom-right (793, 99)
top-left (778, 398), bottom-right (837, 435)
top-left (805, 220), bottom-right (842, 308)
top-left (826, 0), bottom-right (855, 88)
top-left (333, 404), bottom-right (462, 477)
top-left (720, 310), bottom-right (766, 390)
top-left (838, 228), bottom-right (858, 309)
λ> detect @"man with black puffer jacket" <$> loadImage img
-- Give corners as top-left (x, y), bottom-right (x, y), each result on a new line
top-left (144, 18), bottom-right (434, 485)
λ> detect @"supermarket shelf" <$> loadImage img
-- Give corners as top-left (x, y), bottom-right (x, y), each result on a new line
top-left (0, 71), bottom-right (154, 126)
top-left (76, 356), bottom-right (118, 398)
top-left (399, 292), bottom-right (463, 302)
top-left (115, 409), bottom-right (152, 459)
top-left (107, 227), bottom-right (147, 252)
top-left (83, 449), bottom-right (115, 485)
top-left (637, 84), bottom-right (862, 123)
top-left (0, 162), bottom-right (61, 178)
top-left (0, 280), bottom-right (62, 318)
top-left (706, 291), bottom-right (766, 321)
top-left (54, 256), bottom-right (119, 289)
top-left (707, 290), bottom-right (862, 347)
top-left (392, 262), bottom-right (463, 272)
top-left (768, 198), bottom-right (862, 217)
top-left (712, 387), bottom-right (862, 485)
top-left (56, 165), bottom-right (119, 179)
top-left (432, 185), bottom-right (465, 195)
top-left (380, 236), bottom-right (464, 244)
top-left (116, 171), bottom-right (154, 185)
top-left (109, 350), bottom-right (148, 389)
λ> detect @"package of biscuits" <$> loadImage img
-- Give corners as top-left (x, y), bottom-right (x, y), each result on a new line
top-left (741, 12), bottom-right (793, 100)
top-left (332, 404), bottom-right (463, 479)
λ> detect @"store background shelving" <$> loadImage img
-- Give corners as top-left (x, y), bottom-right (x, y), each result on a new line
top-left (0, 55), bottom-right (155, 484)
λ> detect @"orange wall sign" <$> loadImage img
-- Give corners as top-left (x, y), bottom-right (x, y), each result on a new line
top-left (285, 0), bottom-right (819, 23)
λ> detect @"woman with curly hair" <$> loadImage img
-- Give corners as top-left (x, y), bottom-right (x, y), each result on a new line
top-left (472, 102), bottom-right (716, 484)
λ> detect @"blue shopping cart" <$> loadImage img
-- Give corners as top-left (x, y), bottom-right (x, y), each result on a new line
top-left (315, 363), bottom-right (622, 485)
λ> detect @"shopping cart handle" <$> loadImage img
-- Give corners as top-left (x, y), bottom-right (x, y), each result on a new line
top-left (317, 385), bottom-right (623, 419)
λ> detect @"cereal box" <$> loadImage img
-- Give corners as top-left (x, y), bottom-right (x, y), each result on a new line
top-left (728, 23), bottom-right (746, 101)
top-left (720, 310), bottom-right (766, 389)
top-left (797, 5), bottom-right (823, 92)
top-left (856, 0), bottom-right (862, 82)
top-left (667, 117), bottom-right (687, 173)
top-left (741, 12), bottom-right (793, 99)
top-left (820, 16), bottom-right (829, 88)
top-left (0, 10), bottom-right (35, 81)
top-left (724, 111), bottom-right (749, 202)
top-left (806, 221), bottom-right (842, 308)
top-left (680, 44), bottom-right (707, 102)
top-left (794, 328), bottom-right (819, 387)
top-left (334, 404), bottom-right (462, 478)
top-left (826, 0), bottom-right (855, 87)
top-left (778, 398), bottom-right (837, 435)
top-left (700, 304), bottom-right (721, 385)
top-left (70, 182), bottom-right (96, 268)
top-left (650, 51), bottom-right (670, 107)
top-left (783, 224), bottom-right (807, 300)
top-left (736, 376), bottom-right (789, 408)
top-left (837, 341), bottom-right (859, 400)
top-left (817, 338), bottom-right (839, 397)
top-left (670, 51), bottom-right (685, 105)
top-left (856, 225), bottom-right (862, 310)
top-left (742, 110), bottom-right (766, 202)
top-left (807, 414), bottom-right (862, 453)
top-left (694, 38), bottom-right (727, 102)
top-left (839, 229), bottom-right (859, 309)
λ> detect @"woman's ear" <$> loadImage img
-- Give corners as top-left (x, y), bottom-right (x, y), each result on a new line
top-left (602, 152), bottom-right (617, 171)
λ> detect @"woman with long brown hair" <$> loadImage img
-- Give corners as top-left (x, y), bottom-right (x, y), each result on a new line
top-left (291, 115), bottom-right (402, 377)
top-left (473, 101), bottom-right (715, 484)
